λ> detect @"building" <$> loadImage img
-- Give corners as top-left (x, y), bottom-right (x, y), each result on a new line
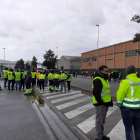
top-left (81, 40), bottom-right (140, 69)
top-left (56, 56), bottom-right (81, 70)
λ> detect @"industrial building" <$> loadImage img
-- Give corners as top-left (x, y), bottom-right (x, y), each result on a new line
top-left (81, 40), bottom-right (140, 69)
top-left (56, 56), bottom-right (81, 70)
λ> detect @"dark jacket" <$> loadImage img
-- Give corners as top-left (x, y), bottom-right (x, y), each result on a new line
top-left (93, 72), bottom-right (113, 106)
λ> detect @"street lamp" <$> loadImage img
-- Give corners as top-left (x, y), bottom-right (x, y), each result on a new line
top-left (96, 25), bottom-right (99, 70)
top-left (3, 48), bottom-right (5, 68)
top-left (56, 47), bottom-right (58, 69)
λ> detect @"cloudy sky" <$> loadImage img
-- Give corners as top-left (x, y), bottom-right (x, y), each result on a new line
top-left (0, 0), bottom-right (140, 63)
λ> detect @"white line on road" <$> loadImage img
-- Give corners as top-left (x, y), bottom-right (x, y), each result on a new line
top-left (46, 91), bottom-right (79, 99)
top-left (56, 97), bottom-right (91, 110)
top-left (77, 106), bottom-right (118, 134)
top-left (64, 103), bottom-right (94, 119)
top-left (107, 120), bottom-right (125, 140)
top-left (50, 94), bottom-right (84, 104)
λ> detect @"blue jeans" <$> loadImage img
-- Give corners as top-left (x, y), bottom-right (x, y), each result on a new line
top-left (61, 81), bottom-right (66, 92)
top-left (4, 78), bottom-right (8, 87)
top-left (16, 81), bottom-right (21, 91)
top-left (44, 79), bottom-right (48, 86)
top-left (121, 107), bottom-right (140, 140)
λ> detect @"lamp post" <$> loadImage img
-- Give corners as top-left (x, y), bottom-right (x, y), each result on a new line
top-left (56, 47), bottom-right (58, 69)
top-left (96, 25), bottom-right (99, 70)
top-left (3, 48), bottom-right (5, 68)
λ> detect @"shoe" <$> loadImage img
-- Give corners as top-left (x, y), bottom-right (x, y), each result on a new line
top-left (95, 138), bottom-right (103, 140)
top-left (102, 136), bottom-right (110, 140)
top-left (12, 89), bottom-right (15, 90)
top-left (24, 93), bottom-right (28, 95)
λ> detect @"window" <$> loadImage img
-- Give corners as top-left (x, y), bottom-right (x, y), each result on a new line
top-left (125, 51), bottom-right (137, 57)
top-left (92, 57), bottom-right (97, 61)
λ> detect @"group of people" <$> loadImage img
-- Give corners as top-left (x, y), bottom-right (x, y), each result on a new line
top-left (93, 65), bottom-right (140, 140)
top-left (3, 68), bottom-right (72, 94)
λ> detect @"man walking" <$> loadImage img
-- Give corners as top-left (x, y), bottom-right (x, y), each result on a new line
top-left (92, 65), bottom-right (113, 140)
top-left (117, 65), bottom-right (140, 140)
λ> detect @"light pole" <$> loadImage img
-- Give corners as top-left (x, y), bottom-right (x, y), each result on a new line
top-left (56, 47), bottom-right (58, 69)
top-left (3, 48), bottom-right (5, 68)
top-left (96, 25), bottom-right (99, 70)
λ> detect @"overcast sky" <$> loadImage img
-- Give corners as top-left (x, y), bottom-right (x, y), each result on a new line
top-left (0, 0), bottom-right (140, 62)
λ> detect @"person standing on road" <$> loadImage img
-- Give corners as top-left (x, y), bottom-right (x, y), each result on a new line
top-left (39, 72), bottom-right (45, 91)
top-left (53, 71), bottom-right (60, 92)
top-left (21, 70), bottom-right (26, 91)
top-left (92, 65), bottom-right (113, 140)
top-left (15, 70), bottom-right (22, 91)
top-left (31, 69), bottom-right (36, 87)
top-left (60, 71), bottom-right (67, 92)
top-left (24, 71), bottom-right (32, 95)
top-left (117, 65), bottom-right (140, 140)
top-left (3, 67), bottom-right (9, 88)
top-left (66, 72), bottom-right (72, 91)
top-left (8, 69), bottom-right (15, 90)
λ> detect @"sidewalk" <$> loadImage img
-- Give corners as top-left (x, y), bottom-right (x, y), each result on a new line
top-left (0, 81), bottom-right (51, 140)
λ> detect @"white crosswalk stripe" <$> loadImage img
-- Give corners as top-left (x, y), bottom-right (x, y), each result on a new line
top-left (46, 91), bottom-right (79, 99)
top-left (50, 94), bottom-right (84, 103)
top-left (77, 106), bottom-right (118, 134)
top-left (56, 97), bottom-right (91, 110)
top-left (107, 120), bottom-right (125, 139)
top-left (37, 86), bottom-right (125, 139)
top-left (64, 103), bottom-right (94, 119)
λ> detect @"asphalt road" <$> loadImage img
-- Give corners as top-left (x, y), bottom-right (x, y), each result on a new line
top-left (71, 76), bottom-right (120, 96)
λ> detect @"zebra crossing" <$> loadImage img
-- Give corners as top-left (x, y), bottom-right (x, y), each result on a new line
top-left (36, 86), bottom-right (125, 140)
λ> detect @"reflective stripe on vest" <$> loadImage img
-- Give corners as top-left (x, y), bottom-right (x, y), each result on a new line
top-left (122, 78), bottom-right (140, 109)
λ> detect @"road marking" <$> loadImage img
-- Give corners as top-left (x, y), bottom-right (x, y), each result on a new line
top-left (46, 91), bottom-right (79, 99)
top-left (42, 92), bottom-right (61, 96)
top-left (50, 94), bottom-right (84, 103)
top-left (56, 97), bottom-right (91, 110)
top-left (77, 106), bottom-right (118, 134)
top-left (64, 103), bottom-right (94, 119)
top-left (107, 120), bottom-right (125, 140)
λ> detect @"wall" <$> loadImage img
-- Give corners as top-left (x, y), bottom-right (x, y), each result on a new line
top-left (58, 56), bottom-right (70, 69)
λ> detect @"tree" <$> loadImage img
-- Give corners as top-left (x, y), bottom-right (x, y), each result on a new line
top-left (14, 59), bottom-right (24, 69)
top-left (32, 56), bottom-right (37, 67)
top-left (131, 15), bottom-right (140, 42)
top-left (42, 49), bottom-right (57, 69)
top-left (25, 62), bottom-right (30, 70)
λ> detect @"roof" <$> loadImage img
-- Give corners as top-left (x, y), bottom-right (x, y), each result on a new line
top-left (63, 56), bottom-right (81, 62)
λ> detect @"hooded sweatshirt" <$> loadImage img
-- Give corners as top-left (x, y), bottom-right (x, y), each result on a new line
top-left (25, 71), bottom-right (32, 85)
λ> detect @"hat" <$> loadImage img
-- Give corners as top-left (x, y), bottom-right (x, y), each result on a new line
top-left (126, 65), bottom-right (136, 75)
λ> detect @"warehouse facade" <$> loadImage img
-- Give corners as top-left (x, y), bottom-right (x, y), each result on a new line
top-left (81, 40), bottom-right (140, 70)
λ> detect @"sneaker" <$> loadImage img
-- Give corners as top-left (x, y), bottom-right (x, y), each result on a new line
top-left (102, 136), bottom-right (110, 140)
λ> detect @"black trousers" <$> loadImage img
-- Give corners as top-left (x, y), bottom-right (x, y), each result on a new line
top-left (39, 81), bottom-right (44, 90)
top-left (21, 79), bottom-right (25, 89)
top-left (67, 81), bottom-right (71, 90)
top-left (37, 79), bottom-right (39, 86)
top-left (32, 78), bottom-right (36, 86)
top-left (8, 80), bottom-right (14, 90)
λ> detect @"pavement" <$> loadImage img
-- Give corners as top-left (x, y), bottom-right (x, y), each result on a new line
top-left (0, 81), bottom-right (79, 140)
top-left (35, 85), bottom-right (125, 140)
top-left (71, 76), bottom-right (120, 97)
